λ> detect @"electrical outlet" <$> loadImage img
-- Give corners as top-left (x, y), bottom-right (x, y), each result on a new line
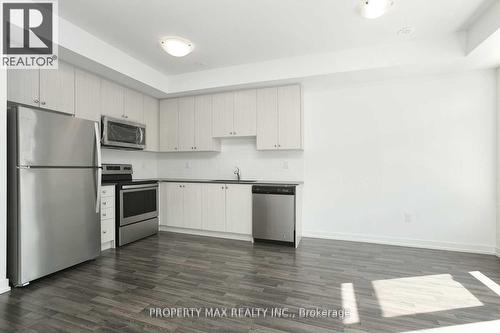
top-left (403, 213), bottom-right (413, 223)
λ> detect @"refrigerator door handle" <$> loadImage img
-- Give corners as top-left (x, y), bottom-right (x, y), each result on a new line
top-left (96, 168), bottom-right (102, 213)
top-left (95, 122), bottom-right (102, 213)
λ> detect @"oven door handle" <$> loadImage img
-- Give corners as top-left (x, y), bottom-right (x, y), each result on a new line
top-left (121, 183), bottom-right (158, 190)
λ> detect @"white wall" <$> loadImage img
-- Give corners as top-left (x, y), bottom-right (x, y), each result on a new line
top-left (102, 149), bottom-right (158, 179)
top-left (157, 138), bottom-right (303, 181)
top-left (0, 69), bottom-right (9, 293)
top-left (302, 70), bottom-right (497, 254)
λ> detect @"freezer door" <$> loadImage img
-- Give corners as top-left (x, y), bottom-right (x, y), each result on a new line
top-left (16, 168), bottom-right (100, 286)
top-left (16, 106), bottom-right (98, 167)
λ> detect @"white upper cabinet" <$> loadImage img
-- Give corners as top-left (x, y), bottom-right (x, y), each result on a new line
top-left (39, 61), bottom-right (75, 115)
top-left (195, 95), bottom-right (220, 152)
top-left (75, 69), bottom-right (101, 122)
top-left (234, 89), bottom-right (257, 136)
top-left (225, 184), bottom-right (252, 235)
top-left (7, 69), bottom-right (39, 107)
top-left (256, 87), bottom-right (279, 150)
top-left (100, 79), bottom-right (124, 119)
top-left (178, 96), bottom-right (196, 151)
top-left (160, 99), bottom-right (179, 151)
top-left (213, 90), bottom-right (257, 137)
top-left (201, 183), bottom-right (226, 232)
top-left (278, 85), bottom-right (302, 149)
top-left (256, 85), bottom-right (302, 150)
top-left (8, 61), bottom-right (75, 114)
top-left (160, 96), bottom-right (220, 152)
top-left (143, 95), bottom-right (159, 152)
top-left (124, 87), bottom-right (144, 123)
top-left (212, 92), bottom-right (234, 137)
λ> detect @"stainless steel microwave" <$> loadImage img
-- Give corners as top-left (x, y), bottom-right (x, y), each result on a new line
top-left (101, 116), bottom-right (146, 150)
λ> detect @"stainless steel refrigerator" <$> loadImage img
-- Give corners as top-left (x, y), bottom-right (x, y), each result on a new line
top-left (7, 105), bottom-right (102, 287)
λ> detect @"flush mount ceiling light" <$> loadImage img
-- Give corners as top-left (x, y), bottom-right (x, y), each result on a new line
top-left (159, 36), bottom-right (194, 57)
top-left (358, 0), bottom-right (394, 19)
top-left (397, 26), bottom-right (414, 36)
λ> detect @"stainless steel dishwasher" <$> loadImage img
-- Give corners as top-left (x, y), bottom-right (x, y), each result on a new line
top-left (252, 185), bottom-right (296, 246)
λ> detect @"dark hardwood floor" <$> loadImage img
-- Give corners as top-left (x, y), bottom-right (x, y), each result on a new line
top-left (1, 232), bottom-right (500, 332)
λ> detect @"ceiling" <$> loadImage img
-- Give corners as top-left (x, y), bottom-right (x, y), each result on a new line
top-left (59, 0), bottom-right (489, 76)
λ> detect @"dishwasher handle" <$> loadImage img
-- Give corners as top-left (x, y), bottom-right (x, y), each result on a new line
top-left (252, 185), bottom-right (295, 195)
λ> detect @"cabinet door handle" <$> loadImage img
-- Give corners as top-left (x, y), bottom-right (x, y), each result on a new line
top-left (103, 230), bottom-right (107, 234)
top-left (41, 101), bottom-right (46, 105)
top-left (274, 144), bottom-right (277, 147)
top-left (229, 132), bottom-right (233, 135)
top-left (174, 147), bottom-right (178, 150)
top-left (225, 186), bottom-right (228, 189)
top-left (33, 98), bottom-right (39, 104)
top-left (221, 186), bottom-right (224, 189)
top-left (278, 144), bottom-right (281, 147)
top-left (233, 131), bottom-right (236, 135)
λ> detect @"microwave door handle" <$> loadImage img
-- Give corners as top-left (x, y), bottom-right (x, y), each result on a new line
top-left (94, 122), bottom-right (102, 213)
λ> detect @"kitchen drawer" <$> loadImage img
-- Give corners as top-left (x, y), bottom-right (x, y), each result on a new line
top-left (100, 207), bottom-right (114, 220)
top-left (100, 196), bottom-right (114, 209)
top-left (101, 218), bottom-right (115, 243)
top-left (101, 186), bottom-right (115, 198)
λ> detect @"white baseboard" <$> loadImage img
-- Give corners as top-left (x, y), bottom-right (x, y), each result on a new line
top-left (159, 225), bottom-right (253, 242)
top-left (302, 230), bottom-right (496, 255)
top-left (0, 278), bottom-right (10, 294)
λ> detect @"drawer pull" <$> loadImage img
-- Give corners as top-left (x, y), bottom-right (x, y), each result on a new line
top-left (102, 230), bottom-right (107, 234)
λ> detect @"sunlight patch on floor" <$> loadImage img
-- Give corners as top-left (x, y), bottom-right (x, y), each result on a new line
top-left (341, 282), bottom-right (359, 324)
top-left (372, 274), bottom-right (482, 317)
top-left (401, 319), bottom-right (500, 332)
top-left (469, 271), bottom-right (500, 296)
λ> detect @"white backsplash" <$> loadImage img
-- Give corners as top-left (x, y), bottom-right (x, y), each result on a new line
top-left (157, 138), bottom-right (304, 181)
top-left (101, 138), bottom-right (304, 181)
top-left (101, 149), bottom-right (158, 179)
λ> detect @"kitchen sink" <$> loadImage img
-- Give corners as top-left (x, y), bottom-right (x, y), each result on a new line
top-left (211, 179), bottom-right (257, 183)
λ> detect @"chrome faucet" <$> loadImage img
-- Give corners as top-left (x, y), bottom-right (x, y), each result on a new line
top-left (234, 166), bottom-right (241, 182)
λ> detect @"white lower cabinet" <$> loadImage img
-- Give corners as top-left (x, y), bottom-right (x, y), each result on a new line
top-left (225, 184), bottom-right (252, 234)
top-left (100, 185), bottom-right (116, 250)
top-left (161, 182), bottom-right (252, 237)
top-left (161, 182), bottom-right (202, 229)
top-left (202, 183), bottom-right (226, 232)
top-left (163, 182), bottom-right (184, 227)
top-left (183, 183), bottom-right (202, 229)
